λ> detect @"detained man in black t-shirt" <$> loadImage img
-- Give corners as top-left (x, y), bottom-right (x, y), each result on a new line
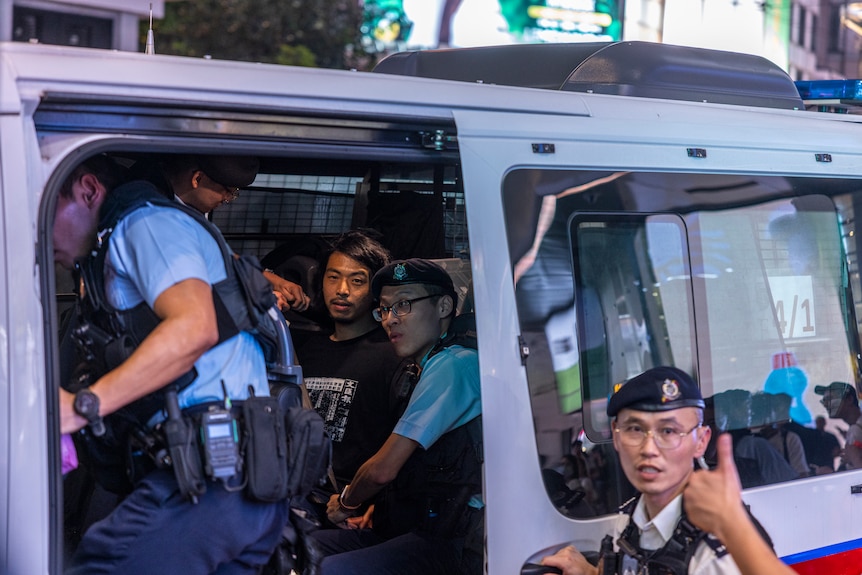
top-left (298, 230), bottom-right (406, 490)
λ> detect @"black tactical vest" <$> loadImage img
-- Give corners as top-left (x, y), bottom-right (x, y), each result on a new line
top-left (373, 320), bottom-right (483, 543)
top-left (614, 496), bottom-right (729, 575)
top-left (72, 179), bottom-right (278, 423)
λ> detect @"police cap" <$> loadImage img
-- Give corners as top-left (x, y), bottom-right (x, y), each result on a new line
top-left (196, 155), bottom-right (260, 189)
top-left (371, 258), bottom-right (455, 300)
top-left (607, 366), bottom-right (705, 417)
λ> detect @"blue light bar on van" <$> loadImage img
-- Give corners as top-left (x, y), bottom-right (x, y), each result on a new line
top-left (795, 80), bottom-right (862, 102)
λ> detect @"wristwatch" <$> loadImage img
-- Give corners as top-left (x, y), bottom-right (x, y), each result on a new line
top-left (73, 389), bottom-right (106, 437)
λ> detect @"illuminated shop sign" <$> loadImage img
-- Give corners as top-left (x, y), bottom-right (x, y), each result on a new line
top-left (362, 0), bottom-right (622, 52)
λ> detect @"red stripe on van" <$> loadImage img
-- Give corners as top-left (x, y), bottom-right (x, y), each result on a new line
top-left (790, 547), bottom-right (862, 574)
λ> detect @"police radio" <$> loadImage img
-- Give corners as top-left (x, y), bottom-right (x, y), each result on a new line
top-left (200, 383), bottom-right (242, 481)
top-left (200, 409), bottom-right (241, 479)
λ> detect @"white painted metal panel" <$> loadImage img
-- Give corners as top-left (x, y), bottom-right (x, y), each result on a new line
top-left (453, 104), bottom-right (862, 570)
top-left (0, 92), bottom-right (49, 575)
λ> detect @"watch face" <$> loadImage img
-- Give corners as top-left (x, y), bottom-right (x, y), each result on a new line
top-left (74, 390), bottom-right (99, 418)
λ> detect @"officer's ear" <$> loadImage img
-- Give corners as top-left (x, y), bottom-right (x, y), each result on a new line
top-left (76, 172), bottom-right (107, 210)
top-left (437, 293), bottom-right (454, 318)
top-left (693, 423), bottom-right (712, 458)
top-left (190, 169), bottom-right (205, 189)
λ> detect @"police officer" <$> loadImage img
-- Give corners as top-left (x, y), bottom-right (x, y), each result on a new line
top-left (312, 258), bottom-right (482, 575)
top-left (54, 157), bottom-right (290, 574)
top-left (131, 153), bottom-right (311, 312)
top-left (542, 366), bottom-right (745, 575)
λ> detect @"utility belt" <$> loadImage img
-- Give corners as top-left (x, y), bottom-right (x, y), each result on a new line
top-left (128, 388), bottom-right (290, 504)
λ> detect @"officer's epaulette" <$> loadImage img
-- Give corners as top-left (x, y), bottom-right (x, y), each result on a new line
top-left (619, 495), bottom-right (639, 515)
top-left (701, 532), bottom-right (729, 559)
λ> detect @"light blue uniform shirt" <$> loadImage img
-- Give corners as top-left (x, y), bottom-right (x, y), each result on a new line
top-left (104, 203), bottom-right (268, 412)
top-left (393, 344), bottom-right (480, 450)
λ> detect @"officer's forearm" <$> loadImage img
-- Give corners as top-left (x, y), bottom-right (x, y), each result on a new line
top-left (85, 279), bottom-right (218, 419)
top-left (342, 456), bottom-right (396, 506)
top-left (719, 510), bottom-right (794, 575)
top-left (341, 433), bottom-right (419, 507)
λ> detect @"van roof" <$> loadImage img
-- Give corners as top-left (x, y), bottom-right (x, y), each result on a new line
top-left (373, 41), bottom-right (804, 111)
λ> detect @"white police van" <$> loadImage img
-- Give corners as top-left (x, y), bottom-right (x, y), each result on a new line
top-left (2, 39), bottom-right (861, 574)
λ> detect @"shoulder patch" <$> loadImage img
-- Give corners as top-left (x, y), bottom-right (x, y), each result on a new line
top-left (619, 495), bottom-right (639, 515)
top-left (702, 533), bottom-right (729, 559)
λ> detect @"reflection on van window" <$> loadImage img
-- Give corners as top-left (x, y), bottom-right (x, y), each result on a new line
top-left (571, 213), bottom-right (696, 442)
top-left (504, 169), bottom-right (862, 517)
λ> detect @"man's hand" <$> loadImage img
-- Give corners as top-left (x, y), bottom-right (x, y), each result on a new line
top-left (325, 492), bottom-right (355, 527)
top-left (264, 270), bottom-right (310, 312)
top-left (346, 504), bottom-right (374, 530)
top-left (685, 432), bottom-right (798, 575)
top-left (540, 545), bottom-right (598, 575)
top-left (683, 433), bottom-right (746, 542)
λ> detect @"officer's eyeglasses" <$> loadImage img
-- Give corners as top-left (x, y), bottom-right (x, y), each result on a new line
top-left (203, 172), bottom-right (241, 204)
top-left (614, 422), bottom-right (702, 450)
top-left (219, 184), bottom-right (241, 204)
top-left (373, 294), bottom-right (439, 322)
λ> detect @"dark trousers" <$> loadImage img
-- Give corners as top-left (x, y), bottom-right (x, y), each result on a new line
top-left (310, 527), bottom-right (464, 575)
top-left (66, 468), bottom-right (290, 575)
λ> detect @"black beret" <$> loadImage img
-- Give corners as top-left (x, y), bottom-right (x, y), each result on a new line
top-left (371, 258), bottom-right (455, 299)
top-left (607, 366), bottom-right (704, 417)
top-left (196, 155), bottom-right (259, 188)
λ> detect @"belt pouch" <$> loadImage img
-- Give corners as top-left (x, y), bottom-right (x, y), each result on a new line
top-left (243, 395), bottom-right (289, 501)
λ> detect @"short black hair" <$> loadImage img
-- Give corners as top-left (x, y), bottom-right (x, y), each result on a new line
top-left (314, 229), bottom-right (391, 302)
top-left (327, 229), bottom-right (391, 276)
top-left (60, 155), bottom-right (126, 198)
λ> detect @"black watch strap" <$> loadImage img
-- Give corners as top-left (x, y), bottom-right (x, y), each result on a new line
top-left (73, 389), bottom-right (106, 437)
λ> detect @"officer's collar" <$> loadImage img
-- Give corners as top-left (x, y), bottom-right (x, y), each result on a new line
top-left (632, 493), bottom-right (684, 544)
top-left (418, 331), bottom-right (449, 368)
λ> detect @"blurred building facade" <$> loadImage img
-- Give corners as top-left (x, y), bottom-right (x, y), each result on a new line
top-left (2, 0), bottom-right (862, 81)
top-left (0, 0), bottom-right (163, 51)
top-left (624, 0), bottom-right (862, 80)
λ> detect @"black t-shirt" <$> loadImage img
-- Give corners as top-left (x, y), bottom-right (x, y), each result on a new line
top-left (298, 326), bottom-right (406, 486)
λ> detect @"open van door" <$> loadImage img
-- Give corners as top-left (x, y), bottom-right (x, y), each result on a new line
top-left (0, 61), bottom-right (54, 575)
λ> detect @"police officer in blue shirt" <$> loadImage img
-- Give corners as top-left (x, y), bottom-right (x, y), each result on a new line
top-left (313, 258), bottom-right (483, 575)
top-left (54, 156), bottom-right (290, 574)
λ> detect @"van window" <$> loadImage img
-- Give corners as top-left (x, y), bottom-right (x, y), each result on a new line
top-left (504, 169), bottom-right (862, 517)
top-left (212, 163), bottom-right (468, 263)
top-left (570, 213), bottom-right (696, 442)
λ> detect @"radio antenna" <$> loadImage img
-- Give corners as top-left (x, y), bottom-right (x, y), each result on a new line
top-left (145, 3), bottom-right (155, 55)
